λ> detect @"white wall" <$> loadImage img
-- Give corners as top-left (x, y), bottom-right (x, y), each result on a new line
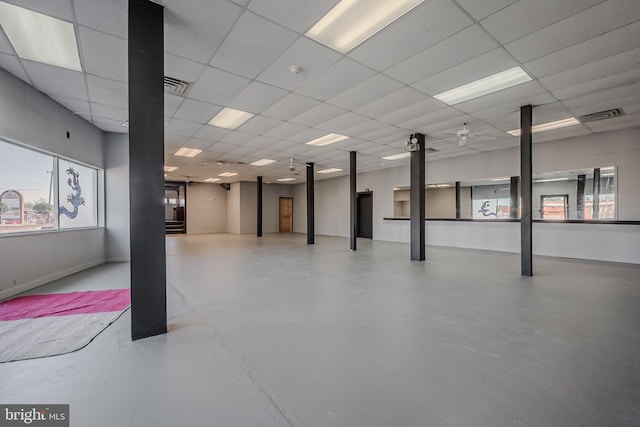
top-left (263, 184), bottom-right (295, 233)
top-left (105, 133), bottom-right (129, 261)
top-left (226, 182), bottom-right (241, 234)
top-left (240, 182), bottom-right (257, 234)
top-left (0, 68), bottom-right (106, 297)
top-left (293, 182), bottom-right (307, 234)
top-left (186, 182), bottom-right (227, 234)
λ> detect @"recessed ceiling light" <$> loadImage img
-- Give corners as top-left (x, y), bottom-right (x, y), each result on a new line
top-left (508, 118), bottom-right (581, 136)
top-left (174, 147), bottom-right (203, 158)
top-left (208, 107), bottom-right (254, 129)
top-left (317, 168), bottom-right (343, 174)
top-left (305, 133), bottom-right (349, 146)
top-left (218, 172), bottom-right (238, 177)
top-left (306, 0), bottom-right (424, 54)
top-left (205, 178), bottom-right (221, 183)
top-left (382, 152), bottom-right (411, 160)
top-left (164, 166), bottom-right (178, 172)
top-left (434, 66), bottom-right (532, 105)
top-left (0, 2), bottom-right (82, 71)
top-left (277, 178), bottom-right (296, 182)
top-left (250, 159), bottom-right (277, 166)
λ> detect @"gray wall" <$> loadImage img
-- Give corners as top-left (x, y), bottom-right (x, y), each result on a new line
top-left (263, 184), bottom-right (295, 233)
top-left (186, 182), bottom-right (227, 234)
top-left (0, 68), bottom-right (106, 298)
top-left (105, 133), bottom-right (129, 261)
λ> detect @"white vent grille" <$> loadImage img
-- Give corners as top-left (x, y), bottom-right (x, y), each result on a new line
top-left (164, 76), bottom-right (191, 96)
top-left (579, 108), bottom-right (625, 123)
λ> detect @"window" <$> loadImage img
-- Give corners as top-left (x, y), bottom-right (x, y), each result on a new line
top-left (0, 138), bottom-right (99, 235)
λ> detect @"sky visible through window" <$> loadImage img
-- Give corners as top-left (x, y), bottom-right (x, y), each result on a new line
top-left (0, 142), bottom-right (53, 205)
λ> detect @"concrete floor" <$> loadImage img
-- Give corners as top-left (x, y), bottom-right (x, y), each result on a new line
top-left (1, 233), bottom-right (640, 426)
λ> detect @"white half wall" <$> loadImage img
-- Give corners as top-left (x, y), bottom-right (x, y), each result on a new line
top-left (187, 182), bottom-right (227, 234)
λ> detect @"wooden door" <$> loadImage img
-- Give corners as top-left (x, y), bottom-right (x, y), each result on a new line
top-left (279, 197), bottom-right (293, 232)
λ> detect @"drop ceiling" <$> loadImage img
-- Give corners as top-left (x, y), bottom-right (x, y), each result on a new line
top-left (0, 0), bottom-right (639, 184)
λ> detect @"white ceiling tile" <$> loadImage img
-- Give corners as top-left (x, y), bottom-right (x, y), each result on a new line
top-left (377, 98), bottom-right (446, 125)
top-left (455, 0), bottom-right (518, 20)
top-left (480, 0), bottom-right (604, 44)
top-left (315, 112), bottom-right (371, 133)
top-left (0, 54), bottom-right (30, 84)
top-left (3, 0), bottom-right (73, 21)
top-left (355, 87), bottom-right (427, 119)
top-left (264, 122), bottom-right (310, 139)
top-left (350, 0), bottom-right (472, 71)
top-left (79, 27), bottom-right (127, 83)
top-left (327, 74), bottom-right (404, 111)
top-left (289, 103), bottom-right (346, 127)
top-left (528, 20), bottom-right (640, 79)
top-left (0, 27), bottom-right (14, 54)
top-left (50, 96), bottom-right (90, 117)
top-left (397, 107), bottom-right (464, 133)
top-left (262, 93), bottom-right (322, 121)
top-left (165, 94), bottom-right (184, 117)
top-left (163, 0), bottom-right (243, 63)
top-left (566, 91), bottom-right (640, 117)
top-left (210, 11), bottom-right (298, 79)
top-left (551, 69), bottom-right (640, 101)
top-left (256, 37), bottom-right (342, 91)
top-left (165, 53), bottom-right (206, 84)
top-left (186, 66), bottom-right (250, 105)
top-left (360, 125), bottom-right (408, 141)
top-left (242, 135), bottom-right (282, 148)
top-left (506, 0), bottom-right (640, 63)
top-left (173, 99), bottom-right (222, 124)
top-left (284, 127), bottom-right (329, 144)
top-left (75, 0), bottom-right (126, 38)
top-left (86, 75), bottom-right (127, 108)
top-left (385, 25), bottom-right (498, 85)
top-left (295, 58), bottom-right (376, 101)
top-left (540, 47), bottom-right (640, 92)
top-left (23, 60), bottom-right (88, 100)
top-left (218, 131), bottom-right (257, 145)
top-left (165, 119), bottom-right (202, 138)
top-left (413, 48), bottom-right (517, 95)
top-left (586, 112), bottom-right (640, 132)
top-left (192, 124), bottom-right (233, 142)
top-left (340, 120), bottom-right (388, 138)
top-left (247, 0), bottom-right (339, 33)
top-left (237, 115), bottom-right (284, 134)
top-left (91, 103), bottom-right (127, 122)
top-left (454, 81), bottom-right (548, 114)
top-left (227, 81), bottom-right (288, 114)
top-left (165, 134), bottom-right (188, 146)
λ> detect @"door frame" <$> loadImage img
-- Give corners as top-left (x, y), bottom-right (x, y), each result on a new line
top-left (356, 191), bottom-right (373, 239)
top-left (165, 181), bottom-right (187, 233)
top-left (279, 197), bottom-right (293, 233)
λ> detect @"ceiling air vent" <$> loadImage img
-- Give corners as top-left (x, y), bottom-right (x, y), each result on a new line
top-left (425, 147), bottom-right (438, 153)
top-left (164, 76), bottom-right (191, 96)
top-left (579, 108), bottom-right (625, 123)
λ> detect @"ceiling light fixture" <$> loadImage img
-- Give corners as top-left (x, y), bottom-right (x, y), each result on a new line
top-left (534, 177), bottom-right (570, 183)
top-left (174, 147), bottom-right (203, 158)
top-left (434, 66), bottom-right (532, 105)
top-left (250, 159), bottom-right (277, 166)
top-left (277, 178), bottom-right (296, 182)
top-left (0, 2), bottom-right (82, 71)
top-left (306, 0), bottom-right (424, 54)
top-left (305, 133), bottom-right (349, 146)
top-left (218, 172), bottom-right (238, 177)
top-left (205, 178), bottom-right (221, 183)
top-left (382, 152), bottom-right (411, 160)
top-left (208, 107), bottom-right (254, 129)
top-left (317, 168), bottom-right (343, 174)
top-left (164, 166), bottom-right (178, 172)
top-left (508, 118), bottom-right (581, 137)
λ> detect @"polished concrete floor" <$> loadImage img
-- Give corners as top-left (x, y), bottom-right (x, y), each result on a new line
top-left (1, 233), bottom-right (640, 426)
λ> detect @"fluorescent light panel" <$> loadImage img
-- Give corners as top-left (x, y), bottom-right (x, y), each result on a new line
top-left (317, 168), bottom-right (343, 174)
top-left (0, 2), bottom-right (82, 71)
top-left (250, 159), bottom-right (277, 166)
top-left (277, 178), bottom-right (296, 182)
top-left (382, 152), bottom-right (411, 160)
top-left (434, 66), bottom-right (532, 105)
top-left (535, 178), bottom-right (570, 183)
top-left (208, 108), bottom-right (254, 129)
top-left (306, 0), bottom-right (424, 54)
top-left (164, 166), bottom-right (178, 172)
top-left (305, 133), bottom-right (349, 146)
top-left (508, 118), bottom-right (580, 137)
top-left (205, 178), bottom-right (221, 183)
top-left (218, 172), bottom-right (238, 177)
top-left (174, 147), bottom-right (202, 158)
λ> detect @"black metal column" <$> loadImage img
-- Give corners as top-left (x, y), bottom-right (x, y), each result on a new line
top-left (455, 181), bottom-right (461, 219)
top-left (592, 168), bottom-right (600, 219)
top-left (128, 0), bottom-right (166, 340)
top-left (307, 162), bottom-right (314, 244)
top-left (350, 152), bottom-right (357, 251)
top-left (520, 105), bottom-right (533, 277)
top-left (510, 176), bottom-right (520, 219)
top-left (410, 133), bottom-right (426, 261)
top-left (257, 176), bottom-right (263, 237)
top-left (576, 174), bottom-right (586, 220)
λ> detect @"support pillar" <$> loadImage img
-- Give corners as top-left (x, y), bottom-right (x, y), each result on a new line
top-left (128, 0), bottom-right (166, 340)
top-left (510, 176), bottom-right (520, 219)
top-left (350, 152), bottom-right (357, 251)
top-left (592, 168), bottom-right (600, 219)
top-left (257, 176), bottom-right (263, 237)
top-left (520, 105), bottom-right (533, 277)
top-left (455, 181), bottom-right (461, 219)
top-left (576, 174), bottom-right (586, 220)
top-left (307, 162), bottom-right (314, 244)
top-left (410, 133), bottom-right (425, 261)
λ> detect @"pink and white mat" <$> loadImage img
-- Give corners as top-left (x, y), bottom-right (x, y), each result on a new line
top-left (0, 289), bottom-right (130, 363)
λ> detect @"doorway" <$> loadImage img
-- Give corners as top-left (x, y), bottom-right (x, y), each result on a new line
top-left (279, 197), bottom-right (293, 232)
top-left (540, 194), bottom-right (569, 219)
top-left (357, 191), bottom-right (373, 238)
top-left (165, 182), bottom-right (186, 233)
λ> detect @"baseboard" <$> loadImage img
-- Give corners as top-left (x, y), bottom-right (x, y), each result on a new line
top-left (0, 259), bottom-right (106, 301)
top-left (106, 257), bottom-right (130, 262)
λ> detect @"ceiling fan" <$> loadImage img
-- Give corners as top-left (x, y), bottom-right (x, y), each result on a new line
top-left (439, 123), bottom-right (498, 147)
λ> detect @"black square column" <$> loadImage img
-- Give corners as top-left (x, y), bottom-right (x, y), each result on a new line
top-left (128, 0), bottom-right (167, 340)
top-left (307, 162), bottom-right (314, 244)
top-left (520, 105), bottom-right (533, 277)
top-left (257, 176), bottom-right (263, 237)
top-left (350, 151), bottom-right (357, 251)
top-left (410, 133), bottom-right (425, 261)
top-left (510, 176), bottom-right (520, 219)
